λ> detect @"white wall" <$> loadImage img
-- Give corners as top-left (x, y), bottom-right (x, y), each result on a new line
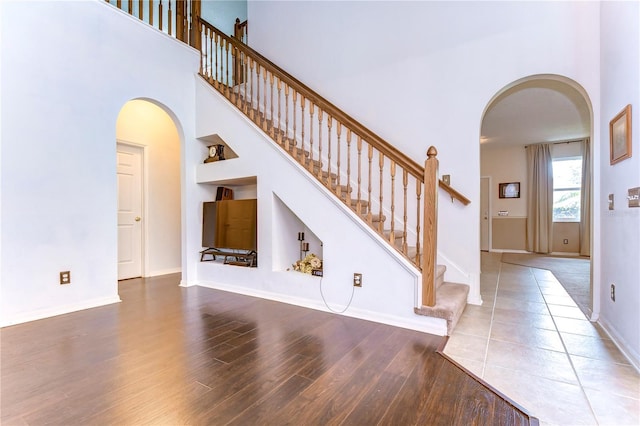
top-left (599, 1), bottom-right (640, 367)
top-left (0, 1), bottom-right (199, 326)
top-left (116, 100), bottom-right (182, 276)
top-left (247, 1), bottom-right (602, 301)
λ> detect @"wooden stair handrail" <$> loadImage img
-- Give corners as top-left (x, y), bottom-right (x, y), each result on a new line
top-left (199, 17), bottom-right (423, 180)
top-left (197, 17), bottom-right (471, 310)
top-left (200, 18), bottom-right (471, 205)
top-left (439, 180), bottom-right (471, 205)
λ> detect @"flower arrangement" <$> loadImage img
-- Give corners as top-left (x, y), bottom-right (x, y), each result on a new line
top-left (291, 253), bottom-right (322, 274)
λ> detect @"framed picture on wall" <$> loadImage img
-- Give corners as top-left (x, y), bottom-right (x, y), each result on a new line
top-left (499, 182), bottom-right (520, 199)
top-left (610, 104), bottom-right (632, 165)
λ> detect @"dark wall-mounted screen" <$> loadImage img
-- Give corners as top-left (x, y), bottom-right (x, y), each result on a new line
top-left (202, 199), bottom-right (257, 250)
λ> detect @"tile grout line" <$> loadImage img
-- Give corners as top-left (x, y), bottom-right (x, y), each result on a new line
top-left (481, 259), bottom-right (501, 379)
top-left (531, 266), bottom-right (601, 425)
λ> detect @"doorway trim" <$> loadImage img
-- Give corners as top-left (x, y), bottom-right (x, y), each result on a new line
top-left (480, 176), bottom-right (492, 252)
top-left (479, 73), bottom-right (596, 320)
top-left (117, 140), bottom-right (149, 279)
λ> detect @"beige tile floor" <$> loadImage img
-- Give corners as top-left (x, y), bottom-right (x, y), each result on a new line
top-left (443, 252), bottom-right (640, 426)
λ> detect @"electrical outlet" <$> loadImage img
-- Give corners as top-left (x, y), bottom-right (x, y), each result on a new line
top-left (353, 273), bottom-right (362, 287)
top-left (563, 239), bottom-right (569, 244)
top-left (60, 271), bottom-right (71, 285)
top-left (610, 284), bottom-right (615, 302)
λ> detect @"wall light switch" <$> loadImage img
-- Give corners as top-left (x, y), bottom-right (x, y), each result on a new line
top-left (608, 194), bottom-right (614, 210)
top-left (628, 187), bottom-right (640, 208)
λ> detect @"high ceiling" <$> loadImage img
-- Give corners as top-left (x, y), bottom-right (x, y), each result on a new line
top-left (481, 79), bottom-right (591, 147)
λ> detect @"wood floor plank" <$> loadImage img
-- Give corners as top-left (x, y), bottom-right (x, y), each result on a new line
top-left (0, 274), bottom-right (538, 425)
top-left (377, 351), bottom-right (446, 425)
top-left (194, 353), bottom-right (313, 424)
top-left (227, 374), bottom-right (314, 426)
top-left (340, 330), bottom-right (436, 424)
top-left (272, 324), bottom-right (397, 425)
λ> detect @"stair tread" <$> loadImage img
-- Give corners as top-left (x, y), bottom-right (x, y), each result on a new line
top-left (369, 213), bottom-right (385, 222)
top-left (330, 183), bottom-right (351, 193)
top-left (414, 282), bottom-right (469, 335)
top-left (383, 229), bottom-right (404, 239)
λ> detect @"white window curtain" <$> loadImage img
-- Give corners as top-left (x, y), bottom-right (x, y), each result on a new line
top-left (580, 138), bottom-right (591, 256)
top-left (526, 144), bottom-right (554, 253)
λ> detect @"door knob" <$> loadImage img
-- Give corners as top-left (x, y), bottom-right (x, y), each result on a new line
top-left (135, 216), bottom-right (141, 222)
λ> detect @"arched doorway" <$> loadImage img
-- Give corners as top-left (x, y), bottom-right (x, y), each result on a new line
top-left (479, 75), bottom-right (594, 317)
top-left (116, 99), bottom-right (182, 280)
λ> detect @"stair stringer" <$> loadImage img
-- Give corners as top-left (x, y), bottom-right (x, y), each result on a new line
top-left (192, 76), bottom-right (448, 336)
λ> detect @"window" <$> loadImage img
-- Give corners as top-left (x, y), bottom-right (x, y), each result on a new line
top-left (552, 157), bottom-right (582, 222)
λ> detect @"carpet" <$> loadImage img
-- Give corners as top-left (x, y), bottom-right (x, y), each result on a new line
top-left (500, 252), bottom-right (592, 317)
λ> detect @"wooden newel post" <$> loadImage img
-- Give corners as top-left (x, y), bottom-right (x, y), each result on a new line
top-left (233, 18), bottom-right (245, 85)
top-left (234, 18), bottom-right (242, 40)
top-left (422, 146), bottom-right (439, 307)
top-left (176, 0), bottom-right (186, 42)
top-left (189, 0), bottom-right (202, 50)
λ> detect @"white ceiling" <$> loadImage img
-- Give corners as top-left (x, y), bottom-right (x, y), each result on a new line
top-left (481, 79), bottom-right (591, 147)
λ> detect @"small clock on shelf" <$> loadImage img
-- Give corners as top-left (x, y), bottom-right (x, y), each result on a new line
top-left (204, 144), bottom-right (226, 163)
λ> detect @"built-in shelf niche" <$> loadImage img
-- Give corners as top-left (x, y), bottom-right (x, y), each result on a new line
top-left (196, 133), bottom-right (255, 185)
top-left (199, 177), bottom-right (257, 201)
top-left (198, 133), bottom-right (239, 161)
top-left (272, 194), bottom-right (323, 273)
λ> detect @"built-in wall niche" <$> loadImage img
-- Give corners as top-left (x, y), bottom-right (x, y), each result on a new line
top-left (199, 178), bottom-right (258, 267)
top-left (198, 134), bottom-right (239, 163)
top-left (272, 194), bottom-right (323, 274)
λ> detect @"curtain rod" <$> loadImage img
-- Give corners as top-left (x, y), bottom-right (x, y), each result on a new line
top-left (524, 138), bottom-right (587, 149)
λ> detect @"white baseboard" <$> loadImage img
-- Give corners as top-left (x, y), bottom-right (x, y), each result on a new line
top-left (549, 252), bottom-right (581, 257)
top-left (598, 316), bottom-right (640, 373)
top-left (180, 279), bottom-right (197, 287)
top-left (195, 280), bottom-right (447, 336)
top-left (0, 295), bottom-right (122, 328)
top-left (146, 268), bottom-right (181, 277)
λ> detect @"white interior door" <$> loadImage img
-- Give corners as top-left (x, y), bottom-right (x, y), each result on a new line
top-left (117, 144), bottom-right (144, 280)
top-left (480, 177), bottom-right (490, 251)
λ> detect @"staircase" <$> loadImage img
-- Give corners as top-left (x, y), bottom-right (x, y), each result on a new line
top-left (195, 18), bottom-right (471, 335)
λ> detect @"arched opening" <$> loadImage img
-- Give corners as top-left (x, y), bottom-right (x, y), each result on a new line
top-left (479, 74), bottom-right (594, 317)
top-left (115, 99), bottom-right (182, 281)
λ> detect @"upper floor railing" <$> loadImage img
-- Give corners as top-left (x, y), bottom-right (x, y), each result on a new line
top-left (105, 0), bottom-right (201, 47)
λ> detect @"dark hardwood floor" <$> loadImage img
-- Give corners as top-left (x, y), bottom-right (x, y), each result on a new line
top-left (1, 274), bottom-right (537, 425)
